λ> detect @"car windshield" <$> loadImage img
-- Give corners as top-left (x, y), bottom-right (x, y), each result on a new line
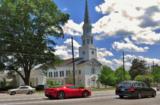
top-left (19, 86), bottom-right (28, 89)
top-left (118, 81), bottom-right (133, 88)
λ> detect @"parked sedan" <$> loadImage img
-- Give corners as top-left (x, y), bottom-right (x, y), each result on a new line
top-left (45, 84), bottom-right (91, 99)
top-left (116, 81), bottom-right (156, 99)
top-left (156, 85), bottom-right (160, 91)
top-left (8, 86), bottom-right (35, 95)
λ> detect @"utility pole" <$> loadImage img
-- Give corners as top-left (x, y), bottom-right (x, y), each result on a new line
top-left (152, 61), bottom-right (155, 71)
top-left (122, 51), bottom-right (125, 80)
top-left (71, 37), bottom-right (76, 85)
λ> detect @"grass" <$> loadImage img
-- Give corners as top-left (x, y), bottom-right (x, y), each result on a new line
top-left (91, 87), bottom-right (115, 91)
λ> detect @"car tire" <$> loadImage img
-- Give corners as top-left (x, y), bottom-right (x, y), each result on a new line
top-left (82, 91), bottom-right (89, 98)
top-left (152, 92), bottom-right (156, 97)
top-left (10, 91), bottom-right (16, 95)
top-left (57, 91), bottom-right (65, 99)
top-left (119, 95), bottom-right (124, 99)
top-left (27, 91), bottom-right (33, 95)
top-left (137, 93), bottom-right (142, 99)
top-left (48, 96), bottom-right (54, 99)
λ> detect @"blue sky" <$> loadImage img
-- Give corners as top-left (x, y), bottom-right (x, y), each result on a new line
top-left (53, 0), bottom-right (160, 69)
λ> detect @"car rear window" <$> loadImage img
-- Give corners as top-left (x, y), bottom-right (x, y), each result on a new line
top-left (118, 82), bottom-right (133, 88)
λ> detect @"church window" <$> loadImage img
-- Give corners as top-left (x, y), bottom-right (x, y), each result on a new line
top-left (79, 70), bottom-right (81, 75)
top-left (49, 72), bottom-right (53, 77)
top-left (91, 39), bottom-right (93, 44)
top-left (66, 70), bottom-right (71, 76)
top-left (92, 51), bottom-right (94, 54)
top-left (82, 51), bottom-right (85, 55)
top-left (54, 71), bottom-right (58, 77)
top-left (87, 39), bottom-right (90, 44)
top-left (60, 71), bottom-right (64, 77)
top-left (91, 68), bottom-right (95, 74)
top-left (83, 40), bottom-right (85, 45)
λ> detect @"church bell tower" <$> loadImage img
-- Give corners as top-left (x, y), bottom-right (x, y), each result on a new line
top-left (79, 0), bottom-right (97, 60)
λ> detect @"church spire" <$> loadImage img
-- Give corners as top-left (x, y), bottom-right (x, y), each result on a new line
top-left (84, 0), bottom-right (90, 24)
top-left (83, 0), bottom-right (92, 36)
top-left (79, 0), bottom-right (97, 60)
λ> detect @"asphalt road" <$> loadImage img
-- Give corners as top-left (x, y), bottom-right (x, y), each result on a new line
top-left (0, 91), bottom-right (160, 105)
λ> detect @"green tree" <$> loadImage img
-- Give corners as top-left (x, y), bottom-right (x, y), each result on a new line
top-left (98, 66), bottom-right (117, 86)
top-left (0, 0), bottom-right (69, 85)
top-left (46, 79), bottom-right (61, 88)
top-left (152, 65), bottom-right (160, 83)
top-left (115, 66), bottom-right (131, 83)
top-left (135, 75), bottom-right (153, 87)
top-left (129, 59), bottom-right (147, 80)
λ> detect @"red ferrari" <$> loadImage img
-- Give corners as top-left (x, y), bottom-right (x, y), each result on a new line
top-left (44, 84), bottom-right (91, 99)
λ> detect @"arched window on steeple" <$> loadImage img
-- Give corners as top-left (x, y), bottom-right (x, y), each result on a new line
top-left (91, 38), bottom-right (93, 44)
top-left (83, 40), bottom-right (85, 45)
top-left (87, 39), bottom-right (90, 44)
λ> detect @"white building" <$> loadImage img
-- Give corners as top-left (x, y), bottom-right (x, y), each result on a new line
top-left (30, 0), bottom-right (102, 88)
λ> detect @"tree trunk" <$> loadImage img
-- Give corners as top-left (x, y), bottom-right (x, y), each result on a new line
top-left (24, 77), bottom-right (30, 85)
top-left (23, 65), bottom-right (31, 86)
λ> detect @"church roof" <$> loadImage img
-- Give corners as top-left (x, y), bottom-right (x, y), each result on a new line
top-left (56, 57), bottom-right (102, 67)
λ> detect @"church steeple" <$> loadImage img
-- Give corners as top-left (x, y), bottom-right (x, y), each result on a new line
top-left (79, 0), bottom-right (97, 60)
top-left (83, 0), bottom-right (92, 36)
top-left (84, 0), bottom-right (90, 24)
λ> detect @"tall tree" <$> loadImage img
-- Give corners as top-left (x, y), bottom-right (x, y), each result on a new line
top-left (115, 66), bottom-right (130, 83)
top-left (152, 65), bottom-right (160, 83)
top-left (98, 66), bottom-right (117, 86)
top-left (129, 59), bottom-right (147, 80)
top-left (0, 0), bottom-right (69, 85)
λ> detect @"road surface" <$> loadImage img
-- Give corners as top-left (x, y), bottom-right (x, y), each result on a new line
top-left (0, 91), bottom-right (159, 105)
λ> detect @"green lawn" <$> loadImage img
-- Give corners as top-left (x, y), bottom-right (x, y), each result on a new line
top-left (91, 87), bottom-right (115, 91)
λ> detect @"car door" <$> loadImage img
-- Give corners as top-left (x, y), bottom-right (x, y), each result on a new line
top-left (66, 86), bottom-right (80, 97)
top-left (19, 86), bottom-right (28, 94)
top-left (142, 82), bottom-right (150, 97)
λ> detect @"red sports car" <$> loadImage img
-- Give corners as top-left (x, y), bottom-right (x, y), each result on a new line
top-left (44, 84), bottom-right (91, 99)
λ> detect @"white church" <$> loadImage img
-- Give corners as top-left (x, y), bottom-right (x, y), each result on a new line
top-left (30, 0), bottom-right (102, 88)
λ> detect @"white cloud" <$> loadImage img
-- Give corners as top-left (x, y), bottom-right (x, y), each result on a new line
top-left (152, 12), bottom-right (160, 21)
top-left (62, 8), bottom-right (68, 12)
top-left (97, 48), bottom-right (113, 57)
top-left (132, 28), bottom-right (160, 45)
top-left (112, 38), bottom-right (149, 52)
top-left (104, 54), bottom-right (160, 70)
top-left (97, 48), bottom-right (113, 66)
top-left (125, 54), bottom-right (160, 66)
top-left (63, 20), bottom-right (83, 36)
top-left (93, 0), bottom-right (160, 45)
top-left (55, 39), bottom-right (80, 59)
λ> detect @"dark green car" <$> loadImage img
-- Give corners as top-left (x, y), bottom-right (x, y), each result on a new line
top-left (116, 81), bottom-right (156, 99)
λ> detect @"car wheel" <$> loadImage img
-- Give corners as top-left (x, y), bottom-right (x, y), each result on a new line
top-left (152, 92), bottom-right (156, 97)
top-left (82, 91), bottom-right (89, 98)
top-left (137, 93), bottom-right (142, 99)
top-left (10, 91), bottom-right (16, 95)
top-left (48, 96), bottom-right (54, 99)
top-left (27, 91), bottom-right (33, 95)
top-left (57, 91), bottom-right (65, 99)
top-left (119, 95), bottom-right (124, 99)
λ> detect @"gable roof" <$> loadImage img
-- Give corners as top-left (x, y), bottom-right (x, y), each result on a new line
top-left (56, 58), bottom-right (102, 67)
